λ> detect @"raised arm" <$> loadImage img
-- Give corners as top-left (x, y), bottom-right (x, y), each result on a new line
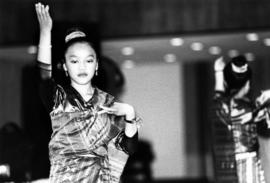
top-left (214, 57), bottom-right (225, 92)
top-left (35, 3), bottom-right (52, 66)
top-left (35, 3), bottom-right (56, 111)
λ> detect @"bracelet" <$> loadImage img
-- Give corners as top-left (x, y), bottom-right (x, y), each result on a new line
top-left (215, 70), bottom-right (223, 73)
top-left (125, 118), bottom-right (136, 124)
top-left (37, 62), bottom-right (52, 71)
top-left (125, 116), bottom-right (143, 128)
top-left (38, 44), bottom-right (52, 49)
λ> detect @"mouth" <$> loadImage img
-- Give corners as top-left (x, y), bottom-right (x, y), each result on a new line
top-left (77, 73), bottom-right (88, 77)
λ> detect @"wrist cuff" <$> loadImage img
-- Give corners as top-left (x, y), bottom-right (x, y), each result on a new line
top-left (125, 119), bottom-right (136, 124)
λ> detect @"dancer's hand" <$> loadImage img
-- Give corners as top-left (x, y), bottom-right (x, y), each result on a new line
top-left (99, 102), bottom-right (135, 121)
top-left (35, 2), bottom-right (52, 65)
top-left (214, 57), bottom-right (225, 72)
top-left (256, 90), bottom-right (270, 106)
top-left (35, 2), bottom-right (52, 34)
top-left (214, 57), bottom-right (225, 91)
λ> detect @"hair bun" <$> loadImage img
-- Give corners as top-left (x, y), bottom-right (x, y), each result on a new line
top-left (65, 30), bottom-right (86, 43)
top-left (231, 55), bottom-right (247, 67)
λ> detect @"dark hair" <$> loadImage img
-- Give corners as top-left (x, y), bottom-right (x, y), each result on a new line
top-left (231, 55), bottom-right (247, 66)
top-left (223, 55), bottom-right (252, 93)
top-left (62, 27), bottom-right (98, 60)
top-left (65, 40), bottom-right (94, 55)
top-left (63, 37), bottom-right (96, 54)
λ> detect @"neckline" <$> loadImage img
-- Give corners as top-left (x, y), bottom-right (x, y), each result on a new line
top-left (67, 85), bottom-right (98, 105)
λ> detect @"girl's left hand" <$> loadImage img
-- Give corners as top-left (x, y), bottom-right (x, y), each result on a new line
top-left (35, 2), bottom-right (53, 33)
top-left (98, 102), bottom-right (135, 120)
top-left (256, 90), bottom-right (270, 106)
top-left (214, 57), bottom-right (225, 72)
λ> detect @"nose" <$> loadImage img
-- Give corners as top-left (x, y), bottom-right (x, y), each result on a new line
top-left (79, 61), bottom-right (86, 70)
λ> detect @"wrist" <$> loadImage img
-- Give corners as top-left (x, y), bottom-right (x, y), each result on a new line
top-left (124, 104), bottom-right (135, 121)
top-left (125, 115), bottom-right (136, 123)
top-left (125, 118), bottom-right (136, 124)
top-left (215, 70), bottom-right (223, 73)
top-left (40, 28), bottom-right (51, 34)
top-left (38, 44), bottom-right (52, 49)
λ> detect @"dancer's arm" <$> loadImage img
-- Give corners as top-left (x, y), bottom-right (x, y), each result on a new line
top-left (214, 57), bottom-right (225, 92)
top-left (35, 2), bottom-right (52, 67)
top-left (99, 103), bottom-right (140, 154)
top-left (35, 3), bottom-right (55, 111)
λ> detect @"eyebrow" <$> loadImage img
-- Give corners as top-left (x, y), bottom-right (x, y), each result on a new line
top-left (67, 54), bottom-right (95, 58)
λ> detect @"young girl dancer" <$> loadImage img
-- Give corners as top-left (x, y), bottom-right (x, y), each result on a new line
top-left (35, 3), bottom-right (141, 183)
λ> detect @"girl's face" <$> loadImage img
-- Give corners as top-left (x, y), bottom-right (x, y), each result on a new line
top-left (63, 42), bottom-right (98, 86)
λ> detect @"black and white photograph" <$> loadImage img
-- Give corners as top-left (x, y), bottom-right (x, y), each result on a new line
top-left (1, 1), bottom-right (270, 183)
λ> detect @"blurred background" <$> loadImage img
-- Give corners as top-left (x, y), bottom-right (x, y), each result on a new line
top-left (1, 0), bottom-right (270, 182)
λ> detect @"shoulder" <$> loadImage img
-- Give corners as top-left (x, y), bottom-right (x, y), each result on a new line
top-left (53, 84), bottom-right (67, 103)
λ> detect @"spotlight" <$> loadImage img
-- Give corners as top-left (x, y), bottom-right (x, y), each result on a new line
top-left (164, 54), bottom-right (177, 63)
top-left (121, 47), bottom-right (134, 56)
top-left (122, 60), bottom-right (135, 69)
top-left (190, 42), bottom-right (204, 51)
top-left (246, 33), bottom-right (259, 41)
top-left (170, 38), bottom-right (184, 46)
top-left (209, 46), bottom-right (221, 55)
top-left (228, 49), bottom-right (239, 58)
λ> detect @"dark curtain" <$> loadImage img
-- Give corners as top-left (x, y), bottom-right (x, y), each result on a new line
top-left (183, 61), bottom-right (214, 179)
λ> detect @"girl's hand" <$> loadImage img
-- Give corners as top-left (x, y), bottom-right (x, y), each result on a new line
top-left (256, 90), bottom-right (270, 106)
top-left (35, 2), bottom-right (52, 33)
top-left (214, 57), bottom-right (225, 92)
top-left (99, 102), bottom-right (138, 137)
top-left (98, 102), bottom-right (136, 121)
top-left (214, 57), bottom-right (225, 72)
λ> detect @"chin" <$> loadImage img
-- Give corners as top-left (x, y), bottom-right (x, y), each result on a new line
top-left (78, 81), bottom-right (92, 85)
top-left (73, 79), bottom-right (92, 86)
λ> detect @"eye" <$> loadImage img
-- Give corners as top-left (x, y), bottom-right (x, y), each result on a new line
top-left (86, 58), bottom-right (95, 63)
top-left (70, 59), bottom-right (78, 64)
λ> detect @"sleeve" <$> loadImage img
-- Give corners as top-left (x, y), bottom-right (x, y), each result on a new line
top-left (213, 91), bottom-right (231, 126)
top-left (36, 61), bottom-right (56, 112)
top-left (255, 100), bottom-right (270, 136)
top-left (113, 115), bottom-right (142, 155)
top-left (116, 131), bottom-right (138, 155)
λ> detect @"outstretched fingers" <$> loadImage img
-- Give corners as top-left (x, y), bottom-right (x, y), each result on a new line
top-left (35, 2), bottom-right (52, 31)
top-left (35, 3), bottom-right (42, 22)
top-left (35, 3), bottom-right (47, 21)
top-left (45, 5), bottom-right (50, 19)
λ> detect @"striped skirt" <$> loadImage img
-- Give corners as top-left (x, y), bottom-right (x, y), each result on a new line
top-left (235, 152), bottom-right (265, 183)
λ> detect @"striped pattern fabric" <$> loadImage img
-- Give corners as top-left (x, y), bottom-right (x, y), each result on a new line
top-left (108, 139), bottom-right (129, 182)
top-left (47, 85), bottom-right (129, 183)
top-left (212, 93), bottom-right (265, 183)
top-left (236, 152), bottom-right (265, 183)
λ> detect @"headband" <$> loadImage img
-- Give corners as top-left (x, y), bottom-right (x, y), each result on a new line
top-left (231, 63), bottom-right (248, 73)
top-left (65, 30), bottom-right (86, 43)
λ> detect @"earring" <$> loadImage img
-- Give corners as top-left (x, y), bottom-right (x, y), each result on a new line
top-left (95, 69), bottom-right (98, 76)
top-left (65, 71), bottom-right (69, 77)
